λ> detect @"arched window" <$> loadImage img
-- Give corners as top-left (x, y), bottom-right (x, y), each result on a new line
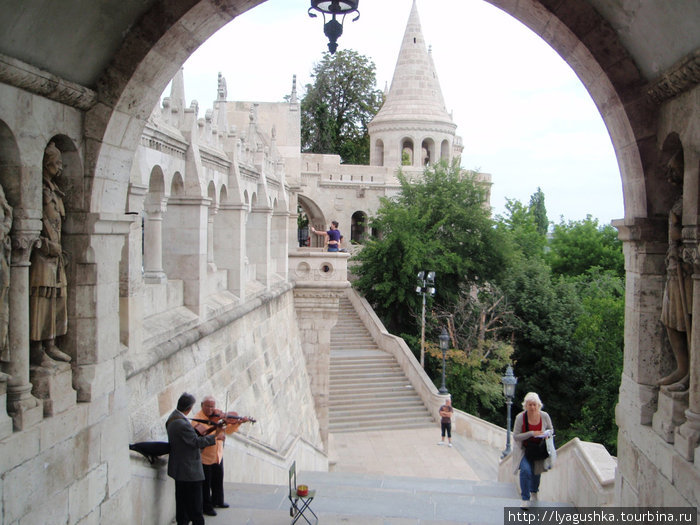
top-left (401, 138), bottom-right (414, 166)
top-left (351, 211), bottom-right (367, 243)
top-left (373, 139), bottom-right (385, 166)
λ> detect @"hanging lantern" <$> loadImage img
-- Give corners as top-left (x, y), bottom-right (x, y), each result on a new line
top-left (308, 1), bottom-right (360, 54)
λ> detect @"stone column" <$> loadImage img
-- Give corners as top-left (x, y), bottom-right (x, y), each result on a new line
top-left (248, 204), bottom-right (272, 288)
top-left (675, 249), bottom-right (700, 460)
top-left (614, 218), bottom-right (668, 428)
top-left (143, 197), bottom-right (167, 284)
top-left (207, 203), bottom-right (218, 272)
top-left (162, 196), bottom-right (208, 317)
top-left (214, 203), bottom-right (246, 302)
top-left (293, 288), bottom-right (341, 451)
top-left (272, 209), bottom-right (290, 279)
top-left (5, 229), bottom-right (43, 430)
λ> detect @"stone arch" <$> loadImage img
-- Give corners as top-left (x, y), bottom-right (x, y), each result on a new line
top-left (421, 138), bottom-right (435, 166)
top-left (148, 166), bottom-right (165, 196)
top-left (440, 139), bottom-right (450, 162)
top-left (351, 211), bottom-right (368, 244)
top-left (297, 194), bottom-right (325, 249)
top-left (484, 0), bottom-right (645, 220)
top-left (0, 120), bottom-right (21, 209)
top-left (373, 139), bottom-right (385, 167)
top-left (170, 172), bottom-right (185, 197)
top-left (401, 138), bottom-right (414, 166)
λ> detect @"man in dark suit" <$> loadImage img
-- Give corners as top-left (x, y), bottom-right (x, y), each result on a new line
top-left (166, 392), bottom-right (223, 525)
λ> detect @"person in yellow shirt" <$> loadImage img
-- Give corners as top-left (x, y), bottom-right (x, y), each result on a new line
top-left (191, 396), bottom-right (244, 516)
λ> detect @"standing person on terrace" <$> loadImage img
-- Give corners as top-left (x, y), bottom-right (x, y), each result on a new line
top-left (512, 392), bottom-right (554, 510)
top-left (438, 398), bottom-right (453, 447)
top-left (310, 220), bottom-right (342, 252)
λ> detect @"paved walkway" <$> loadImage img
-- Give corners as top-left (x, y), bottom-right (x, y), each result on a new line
top-left (202, 427), bottom-right (510, 524)
top-left (329, 427), bottom-right (501, 481)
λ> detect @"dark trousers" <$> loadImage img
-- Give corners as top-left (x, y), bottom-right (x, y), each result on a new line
top-left (175, 479), bottom-right (204, 525)
top-left (441, 422), bottom-right (452, 438)
top-left (202, 459), bottom-right (225, 510)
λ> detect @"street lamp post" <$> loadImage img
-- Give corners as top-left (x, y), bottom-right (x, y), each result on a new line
top-left (500, 364), bottom-right (518, 458)
top-left (438, 327), bottom-right (449, 395)
top-left (415, 271), bottom-right (435, 368)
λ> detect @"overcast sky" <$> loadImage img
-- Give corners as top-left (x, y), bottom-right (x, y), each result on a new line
top-left (170, 0), bottom-right (625, 225)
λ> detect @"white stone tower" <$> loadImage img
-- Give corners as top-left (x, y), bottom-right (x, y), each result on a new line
top-left (368, 0), bottom-right (462, 170)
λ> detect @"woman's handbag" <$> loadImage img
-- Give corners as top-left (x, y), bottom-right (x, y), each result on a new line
top-left (524, 417), bottom-right (550, 461)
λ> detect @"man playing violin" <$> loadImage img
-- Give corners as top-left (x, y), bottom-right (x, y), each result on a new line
top-left (191, 396), bottom-right (252, 516)
top-left (166, 392), bottom-right (224, 525)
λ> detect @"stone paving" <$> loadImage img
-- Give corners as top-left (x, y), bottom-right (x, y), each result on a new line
top-left (203, 427), bottom-right (518, 524)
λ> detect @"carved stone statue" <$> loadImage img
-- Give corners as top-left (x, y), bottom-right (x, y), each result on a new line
top-left (659, 154), bottom-right (690, 391)
top-left (0, 184), bottom-right (11, 364)
top-left (217, 72), bottom-right (227, 101)
top-left (29, 142), bottom-right (70, 367)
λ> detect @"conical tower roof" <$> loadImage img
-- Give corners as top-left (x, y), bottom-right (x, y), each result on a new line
top-left (369, 0), bottom-right (455, 129)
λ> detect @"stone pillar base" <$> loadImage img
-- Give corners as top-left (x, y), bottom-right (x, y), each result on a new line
top-left (7, 384), bottom-right (43, 431)
top-left (0, 379), bottom-right (14, 439)
top-left (652, 388), bottom-right (689, 443)
top-left (675, 410), bottom-right (700, 461)
top-left (31, 363), bottom-right (76, 416)
top-left (143, 271), bottom-right (167, 284)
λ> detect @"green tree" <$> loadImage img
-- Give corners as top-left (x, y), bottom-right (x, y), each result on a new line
top-left (495, 197), bottom-right (547, 260)
top-left (564, 269), bottom-right (624, 453)
top-left (499, 256), bottom-right (592, 433)
top-left (352, 160), bottom-right (507, 336)
top-left (529, 187), bottom-right (548, 235)
top-left (546, 216), bottom-right (624, 278)
top-left (300, 49), bottom-right (383, 165)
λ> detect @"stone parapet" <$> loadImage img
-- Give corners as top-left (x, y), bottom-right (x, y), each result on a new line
top-left (289, 250), bottom-right (351, 288)
top-left (499, 437), bottom-right (616, 507)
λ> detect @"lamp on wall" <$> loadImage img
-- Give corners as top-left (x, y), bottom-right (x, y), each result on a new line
top-left (308, 1), bottom-right (360, 54)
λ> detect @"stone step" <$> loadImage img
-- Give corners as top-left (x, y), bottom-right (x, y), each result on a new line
top-left (330, 385), bottom-right (418, 397)
top-left (329, 418), bottom-right (434, 432)
top-left (330, 408), bottom-right (432, 425)
top-left (330, 398), bottom-right (426, 411)
top-left (330, 369), bottom-right (404, 380)
top-left (330, 388), bottom-right (420, 401)
top-left (211, 466), bottom-right (567, 524)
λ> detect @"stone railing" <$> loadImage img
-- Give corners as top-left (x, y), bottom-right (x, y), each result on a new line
top-left (345, 286), bottom-right (617, 507)
top-left (345, 287), bottom-right (507, 446)
top-left (289, 249), bottom-right (351, 289)
top-left (499, 437), bottom-right (617, 507)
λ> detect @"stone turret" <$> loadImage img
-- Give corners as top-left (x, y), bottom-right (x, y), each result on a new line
top-left (368, 0), bottom-right (459, 169)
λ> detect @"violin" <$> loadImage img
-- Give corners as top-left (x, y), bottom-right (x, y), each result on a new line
top-left (209, 409), bottom-right (256, 425)
top-left (190, 410), bottom-right (256, 433)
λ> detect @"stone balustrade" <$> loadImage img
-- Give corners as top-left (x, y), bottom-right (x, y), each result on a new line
top-left (499, 437), bottom-right (617, 507)
top-left (289, 249), bottom-right (351, 289)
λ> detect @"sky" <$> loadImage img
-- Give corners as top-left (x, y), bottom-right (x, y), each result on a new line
top-left (169, 0), bottom-right (625, 225)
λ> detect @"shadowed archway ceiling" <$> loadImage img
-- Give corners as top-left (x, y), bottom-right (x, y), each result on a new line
top-left (0, 0), bottom-right (696, 89)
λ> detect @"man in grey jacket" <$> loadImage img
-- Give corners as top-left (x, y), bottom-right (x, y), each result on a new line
top-left (166, 392), bottom-right (223, 525)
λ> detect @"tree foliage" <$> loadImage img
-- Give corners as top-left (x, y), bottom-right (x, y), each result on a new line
top-left (529, 187), bottom-right (549, 235)
top-left (546, 215), bottom-right (624, 278)
top-left (494, 195), bottom-right (624, 453)
top-left (352, 160), bottom-right (507, 336)
top-left (300, 49), bottom-right (383, 165)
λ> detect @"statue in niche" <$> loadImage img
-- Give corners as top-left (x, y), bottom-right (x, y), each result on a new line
top-left (659, 152), bottom-right (689, 391)
top-left (29, 142), bottom-right (70, 367)
top-left (0, 184), bottom-right (12, 365)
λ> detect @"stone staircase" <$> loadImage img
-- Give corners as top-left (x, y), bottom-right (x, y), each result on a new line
top-left (212, 471), bottom-right (568, 524)
top-left (329, 296), bottom-right (434, 433)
